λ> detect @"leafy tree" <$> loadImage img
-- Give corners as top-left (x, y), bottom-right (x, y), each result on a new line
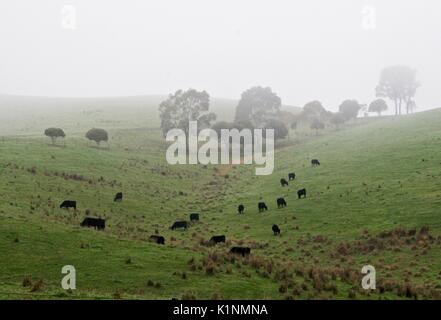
top-left (159, 89), bottom-right (215, 136)
top-left (299, 100), bottom-right (332, 123)
top-left (330, 112), bottom-right (347, 128)
top-left (234, 86), bottom-right (281, 127)
top-left (303, 100), bottom-right (325, 116)
top-left (339, 99), bottom-right (361, 120)
top-left (263, 119), bottom-right (288, 140)
top-left (277, 110), bottom-right (296, 127)
top-left (86, 128), bottom-right (108, 146)
top-left (44, 127), bottom-right (65, 145)
top-left (368, 99), bottom-right (388, 116)
top-left (376, 65), bottom-right (420, 115)
top-left (310, 119), bottom-right (325, 135)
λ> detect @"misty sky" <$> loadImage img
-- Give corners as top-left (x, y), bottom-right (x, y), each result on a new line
top-left (0, 0), bottom-right (440, 111)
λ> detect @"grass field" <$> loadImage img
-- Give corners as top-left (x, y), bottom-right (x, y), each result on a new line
top-left (1, 96), bottom-right (441, 300)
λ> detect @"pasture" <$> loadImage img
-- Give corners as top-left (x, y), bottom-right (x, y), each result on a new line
top-left (1, 97), bottom-right (441, 299)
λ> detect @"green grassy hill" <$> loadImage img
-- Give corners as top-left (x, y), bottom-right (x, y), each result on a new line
top-left (1, 103), bottom-right (441, 300)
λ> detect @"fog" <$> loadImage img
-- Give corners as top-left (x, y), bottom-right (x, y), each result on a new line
top-left (0, 0), bottom-right (440, 111)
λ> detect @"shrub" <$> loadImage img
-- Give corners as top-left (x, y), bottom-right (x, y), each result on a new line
top-left (181, 292), bottom-right (197, 300)
top-left (22, 275), bottom-right (32, 287)
top-left (30, 279), bottom-right (44, 292)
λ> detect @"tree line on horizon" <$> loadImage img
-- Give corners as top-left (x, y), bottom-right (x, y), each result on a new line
top-left (159, 65), bottom-right (420, 140)
top-left (44, 64), bottom-right (420, 145)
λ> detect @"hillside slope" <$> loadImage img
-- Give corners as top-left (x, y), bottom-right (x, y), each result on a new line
top-left (1, 109), bottom-right (441, 299)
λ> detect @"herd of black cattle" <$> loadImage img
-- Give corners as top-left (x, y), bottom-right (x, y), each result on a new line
top-left (59, 159), bottom-right (321, 257)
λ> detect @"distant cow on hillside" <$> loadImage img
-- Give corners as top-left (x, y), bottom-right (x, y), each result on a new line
top-left (149, 235), bottom-right (165, 245)
top-left (311, 159), bottom-right (320, 166)
top-left (258, 202), bottom-right (268, 212)
top-left (209, 235), bottom-right (226, 245)
top-left (272, 224), bottom-right (281, 235)
top-left (288, 173), bottom-right (296, 181)
top-left (80, 217), bottom-right (105, 230)
top-left (238, 204), bottom-right (245, 214)
top-left (190, 213), bottom-right (199, 222)
top-left (114, 192), bottom-right (123, 202)
top-left (230, 247), bottom-right (251, 257)
top-left (280, 178), bottom-right (289, 187)
top-left (60, 200), bottom-right (76, 210)
top-left (170, 221), bottom-right (188, 230)
top-left (297, 188), bottom-right (307, 199)
top-left (277, 197), bottom-right (287, 208)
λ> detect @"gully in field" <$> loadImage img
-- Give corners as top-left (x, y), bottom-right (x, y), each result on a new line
top-left (165, 121), bottom-right (274, 175)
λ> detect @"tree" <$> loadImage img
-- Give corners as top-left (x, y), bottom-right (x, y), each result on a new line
top-left (368, 99), bottom-right (388, 116)
top-left (211, 121), bottom-right (235, 136)
top-left (44, 128), bottom-right (65, 145)
top-left (234, 119), bottom-right (255, 131)
top-left (263, 119), bottom-right (288, 140)
top-left (86, 128), bottom-right (108, 146)
top-left (277, 110), bottom-right (296, 127)
top-left (234, 86), bottom-right (281, 127)
top-left (302, 100), bottom-right (326, 116)
top-left (330, 112), bottom-right (347, 128)
top-left (310, 119), bottom-right (325, 135)
top-left (159, 89), bottom-right (216, 137)
top-left (339, 99), bottom-right (361, 120)
top-left (376, 65), bottom-right (420, 115)
top-left (299, 100), bottom-right (332, 123)
top-left (407, 99), bottom-right (417, 113)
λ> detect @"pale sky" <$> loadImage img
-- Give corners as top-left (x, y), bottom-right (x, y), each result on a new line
top-left (0, 0), bottom-right (440, 111)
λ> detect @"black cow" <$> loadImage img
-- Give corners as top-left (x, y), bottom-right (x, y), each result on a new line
top-left (277, 197), bottom-right (287, 208)
top-left (238, 204), bottom-right (245, 214)
top-left (190, 213), bottom-right (199, 222)
top-left (288, 173), bottom-right (296, 181)
top-left (311, 159), bottom-right (321, 166)
top-left (297, 188), bottom-right (307, 199)
top-left (170, 221), bottom-right (188, 230)
top-left (230, 247), bottom-right (251, 257)
top-left (80, 217), bottom-right (105, 230)
top-left (149, 235), bottom-right (165, 245)
top-left (209, 235), bottom-right (226, 244)
top-left (280, 178), bottom-right (289, 187)
top-left (258, 202), bottom-right (268, 212)
top-left (114, 192), bottom-right (123, 202)
top-left (60, 200), bottom-right (76, 210)
top-left (272, 224), bottom-right (281, 235)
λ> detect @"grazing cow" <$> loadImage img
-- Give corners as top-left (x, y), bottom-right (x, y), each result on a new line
top-left (258, 202), bottom-right (268, 212)
top-left (149, 235), bottom-right (165, 245)
top-left (190, 213), bottom-right (199, 222)
top-left (288, 173), bottom-right (296, 181)
top-left (272, 224), bottom-right (281, 235)
top-left (80, 217), bottom-right (105, 230)
top-left (280, 178), bottom-right (289, 187)
top-left (170, 221), bottom-right (188, 230)
top-left (297, 188), bottom-right (307, 199)
top-left (238, 204), bottom-right (245, 214)
top-left (277, 197), bottom-right (287, 208)
top-left (114, 192), bottom-right (123, 202)
top-left (311, 159), bottom-right (321, 166)
top-left (209, 235), bottom-right (226, 245)
top-left (60, 200), bottom-right (76, 210)
top-left (230, 247), bottom-right (251, 257)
